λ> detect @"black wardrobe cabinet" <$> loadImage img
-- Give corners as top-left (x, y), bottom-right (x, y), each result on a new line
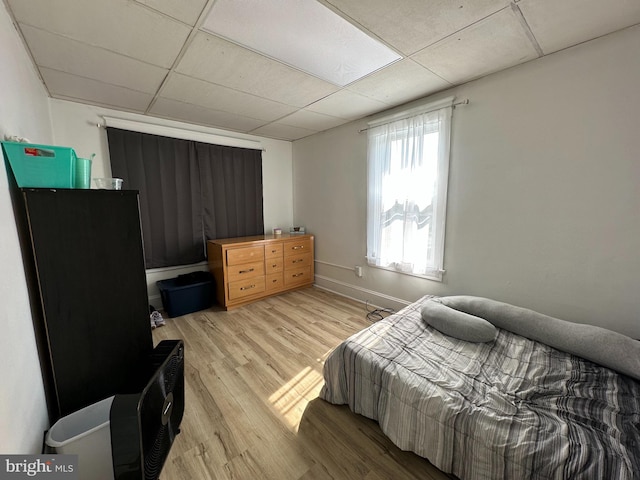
top-left (17, 188), bottom-right (154, 421)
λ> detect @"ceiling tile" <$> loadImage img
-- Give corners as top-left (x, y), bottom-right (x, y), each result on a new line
top-left (412, 7), bottom-right (540, 84)
top-left (250, 123), bottom-right (318, 141)
top-left (40, 68), bottom-right (154, 112)
top-left (161, 73), bottom-right (298, 121)
top-left (133, 0), bottom-right (207, 25)
top-left (176, 32), bottom-right (340, 107)
top-left (202, 0), bottom-right (400, 86)
top-left (347, 58), bottom-right (451, 105)
top-left (276, 110), bottom-right (348, 131)
top-left (21, 25), bottom-right (168, 94)
top-left (518, 0), bottom-right (640, 54)
top-left (150, 97), bottom-right (266, 132)
top-left (305, 90), bottom-right (389, 120)
top-left (324, 0), bottom-right (509, 55)
top-left (7, 0), bottom-right (190, 68)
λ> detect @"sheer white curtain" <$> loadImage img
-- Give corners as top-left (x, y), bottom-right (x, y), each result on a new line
top-left (366, 99), bottom-right (452, 280)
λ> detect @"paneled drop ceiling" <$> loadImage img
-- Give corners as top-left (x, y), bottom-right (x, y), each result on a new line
top-left (5, 0), bottom-right (640, 141)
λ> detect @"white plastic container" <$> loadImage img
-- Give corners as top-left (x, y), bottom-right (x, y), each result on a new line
top-left (45, 396), bottom-right (115, 480)
top-left (93, 178), bottom-right (123, 190)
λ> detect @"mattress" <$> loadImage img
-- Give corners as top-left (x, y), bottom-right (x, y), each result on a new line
top-left (320, 295), bottom-right (640, 479)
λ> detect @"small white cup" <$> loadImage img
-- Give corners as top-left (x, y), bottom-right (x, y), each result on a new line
top-left (94, 178), bottom-right (123, 190)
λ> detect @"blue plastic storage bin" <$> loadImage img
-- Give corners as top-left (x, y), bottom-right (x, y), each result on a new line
top-left (1, 141), bottom-right (77, 188)
top-left (157, 273), bottom-right (214, 318)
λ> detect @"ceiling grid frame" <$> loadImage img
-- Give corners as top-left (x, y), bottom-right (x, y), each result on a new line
top-left (4, 0), bottom-right (640, 140)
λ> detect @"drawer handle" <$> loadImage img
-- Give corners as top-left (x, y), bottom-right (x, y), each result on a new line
top-left (292, 273), bottom-right (304, 278)
top-left (292, 245), bottom-right (304, 250)
top-left (239, 268), bottom-right (255, 274)
top-left (272, 279), bottom-right (278, 283)
top-left (271, 249), bottom-right (278, 253)
top-left (240, 284), bottom-right (256, 291)
top-left (293, 259), bottom-right (303, 263)
top-left (272, 263), bottom-right (278, 267)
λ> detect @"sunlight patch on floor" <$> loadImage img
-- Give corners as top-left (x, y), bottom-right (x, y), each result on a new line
top-left (268, 364), bottom-right (325, 431)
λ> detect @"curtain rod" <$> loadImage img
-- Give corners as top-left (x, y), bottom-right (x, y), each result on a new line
top-left (96, 116), bottom-right (266, 152)
top-left (358, 98), bottom-right (469, 134)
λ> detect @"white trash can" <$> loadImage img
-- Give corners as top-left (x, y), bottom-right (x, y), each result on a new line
top-left (45, 396), bottom-right (115, 480)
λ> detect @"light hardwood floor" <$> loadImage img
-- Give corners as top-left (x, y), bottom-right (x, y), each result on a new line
top-left (153, 286), bottom-right (453, 480)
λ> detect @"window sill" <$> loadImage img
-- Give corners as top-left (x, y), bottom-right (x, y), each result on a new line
top-left (145, 261), bottom-right (208, 274)
top-left (368, 263), bottom-right (444, 282)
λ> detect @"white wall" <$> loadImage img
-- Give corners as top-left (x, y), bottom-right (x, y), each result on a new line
top-left (293, 25), bottom-right (640, 339)
top-left (0, 2), bottom-right (52, 453)
top-left (49, 100), bottom-right (294, 304)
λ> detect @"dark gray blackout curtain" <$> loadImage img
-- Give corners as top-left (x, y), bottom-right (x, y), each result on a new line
top-left (107, 127), bottom-right (264, 268)
top-left (197, 143), bottom-right (264, 240)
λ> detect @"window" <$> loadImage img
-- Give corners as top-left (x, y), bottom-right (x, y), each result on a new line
top-left (107, 127), bottom-right (264, 269)
top-left (366, 97), bottom-right (453, 281)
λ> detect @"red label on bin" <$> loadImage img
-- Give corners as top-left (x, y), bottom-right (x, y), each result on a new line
top-left (23, 147), bottom-right (54, 157)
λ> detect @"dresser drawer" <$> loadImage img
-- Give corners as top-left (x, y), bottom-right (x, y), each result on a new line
top-left (228, 276), bottom-right (266, 300)
top-left (227, 260), bottom-right (264, 282)
top-left (265, 243), bottom-right (283, 259)
top-left (283, 238), bottom-right (311, 256)
top-left (227, 246), bottom-right (264, 266)
top-left (266, 257), bottom-right (284, 274)
top-left (265, 273), bottom-right (284, 293)
top-left (284, 266), bottom-right (312, 288)
top-left (285, 252), bottom-right (311, 269)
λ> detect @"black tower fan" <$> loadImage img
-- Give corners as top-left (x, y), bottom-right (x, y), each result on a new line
top-left (109, 340), bottom-right (185, 479)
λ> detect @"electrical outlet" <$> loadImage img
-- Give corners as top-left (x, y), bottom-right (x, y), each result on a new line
top-left (355, 265), bottom-right (363, 278)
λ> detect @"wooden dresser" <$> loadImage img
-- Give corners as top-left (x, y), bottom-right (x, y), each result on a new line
top-left (207, 233), bottom-right (314, 309)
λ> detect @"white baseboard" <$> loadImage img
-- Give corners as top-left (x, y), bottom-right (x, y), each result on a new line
top-left (313, 275), bottom-right (410, 311)
top-left (148, 294), bottom-right (162, 309)
top-left (149, 275), bottom-right (408, 313)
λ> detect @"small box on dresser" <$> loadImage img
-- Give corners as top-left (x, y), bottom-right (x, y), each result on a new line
top-left (207, 233), bottom-right (315, 310)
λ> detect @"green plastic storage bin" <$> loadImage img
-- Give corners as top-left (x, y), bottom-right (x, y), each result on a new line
top-left (1, 141), bottom-right (77, 188)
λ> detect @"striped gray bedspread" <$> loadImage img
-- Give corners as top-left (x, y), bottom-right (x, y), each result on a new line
top-left (320, 295), bottom-right (640, 480)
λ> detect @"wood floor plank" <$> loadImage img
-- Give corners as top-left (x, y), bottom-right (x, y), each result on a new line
top-left (154, 286), bottom-right (453, 480)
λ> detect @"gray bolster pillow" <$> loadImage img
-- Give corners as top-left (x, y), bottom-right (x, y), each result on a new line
top-left (438, 295), bottom-right (640, 381)
top-left (421, 299), bottom-right (497, 343)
